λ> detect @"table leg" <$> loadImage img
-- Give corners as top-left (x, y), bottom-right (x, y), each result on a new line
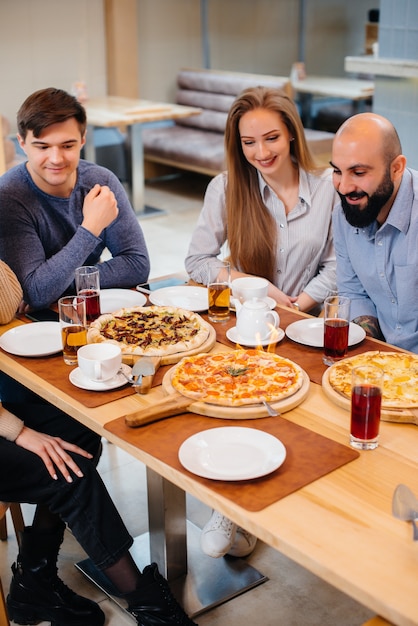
top-left (84, 124), bottom-right (165, 218)
top-left (127, 124), bottom-right (166, 218)
top-left (298, 92), bottom-right (313, 128)
top-left (76, 468), bottom-right (267, 618)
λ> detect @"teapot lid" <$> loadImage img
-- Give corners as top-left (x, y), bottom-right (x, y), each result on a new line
top-left (243, 297), bottom-right (269, 309)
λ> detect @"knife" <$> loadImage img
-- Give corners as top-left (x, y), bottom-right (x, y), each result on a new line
top-left (131, 356), bottom-right (161, 395)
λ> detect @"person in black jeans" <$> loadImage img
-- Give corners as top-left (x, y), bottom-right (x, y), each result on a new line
top-left (0, 372), bottom-right (197, 626)
top-left (0, 262), bottom-right (196, 625)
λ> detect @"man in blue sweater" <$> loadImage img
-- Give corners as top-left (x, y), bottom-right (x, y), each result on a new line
top-left (0, 90), bottom-right (197, 626)
top-left (0, 87), bottom-right (150, 310)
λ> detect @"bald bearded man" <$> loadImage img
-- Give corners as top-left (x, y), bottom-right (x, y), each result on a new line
top-left (330, 112), bottom-right (418, 353)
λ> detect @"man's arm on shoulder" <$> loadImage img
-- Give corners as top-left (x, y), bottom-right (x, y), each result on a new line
top-left (352, 315), bottom-right (385, 340)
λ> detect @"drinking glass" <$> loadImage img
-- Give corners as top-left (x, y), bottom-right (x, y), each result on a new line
top-left (75, 266), bottom-right (101, 324)
top-left (207, 260), bottom-right (231, 322)
top-left (350, 365), bottom-right (384, 450)
top-left (58, 296), bottom-right (87, 365)
top-left (323, 295), bottom-right (350, 366)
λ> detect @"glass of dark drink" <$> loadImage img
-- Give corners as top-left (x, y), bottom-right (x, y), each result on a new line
top-left (75, 266), bottom-right (101, 324)
top-left (323, 295), bottom-right (350, 366)
top-left (350, 365), bottom-right (384, 450)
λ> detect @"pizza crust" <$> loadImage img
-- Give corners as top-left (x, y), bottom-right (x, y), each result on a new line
top-left (87, 306), bottom-right (210, 356)
top-left (171, 349), bottom-right (304, 407)
top-left (328, 351), bottom-right (418, 408)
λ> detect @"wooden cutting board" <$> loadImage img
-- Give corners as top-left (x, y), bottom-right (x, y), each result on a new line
top-left (322, 368), bottom-right (418, 425)
top-left (122, 321), bottom-right (216, 366)
top-left (160, 365), bottom-right (310, 419)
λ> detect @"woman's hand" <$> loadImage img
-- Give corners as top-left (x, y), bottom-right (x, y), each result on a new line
top-left (268, 284), bottom-right (296, 308)
top-left (15, 426), bottom-right (93, 483)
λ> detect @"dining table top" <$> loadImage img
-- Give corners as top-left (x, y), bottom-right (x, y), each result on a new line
top-left (0, 301), bottom-right (417, 626)
top-left (83, 95), bottom-right (201, 128)
top-left (290, 75), bottom-right (375, 101)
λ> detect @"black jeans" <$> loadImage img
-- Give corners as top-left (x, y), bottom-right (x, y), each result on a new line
top-left (0, 373), bottom-right (133, 570)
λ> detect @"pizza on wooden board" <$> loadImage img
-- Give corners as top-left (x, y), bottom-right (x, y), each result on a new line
top-left (170, 349), bottom-right (304, 407)
top-left (328, 351), bottom-right (418, 408)
top-left (87, 306), bottom-right (210, 356)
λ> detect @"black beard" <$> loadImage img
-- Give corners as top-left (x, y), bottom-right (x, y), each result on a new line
top-left (339, 174), bottom-right (394, 228)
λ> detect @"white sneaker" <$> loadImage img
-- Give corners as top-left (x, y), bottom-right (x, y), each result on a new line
top-left (200, 511), bottom-right (237, 558)
top-left (227, 527), bottom-right (257, 557)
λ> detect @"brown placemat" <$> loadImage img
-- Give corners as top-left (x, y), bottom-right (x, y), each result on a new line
top-left (206, 309), bottom-right (401, 385)
top-left (104, 412), bottom-right (359, 512)
top-left (0, 350), bottom-right (137, 408)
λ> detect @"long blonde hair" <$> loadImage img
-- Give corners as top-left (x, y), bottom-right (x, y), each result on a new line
top-left (225, 86), bottom-right (319, 283)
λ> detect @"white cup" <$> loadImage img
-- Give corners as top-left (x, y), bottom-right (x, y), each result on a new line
top-left (77, 343), bottom-right (122, 382)
top-left (231, 277), bottom-right (269, 302)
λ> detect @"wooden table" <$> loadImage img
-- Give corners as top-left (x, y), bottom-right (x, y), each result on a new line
top-left (291, 75), bottom-right (374, 128)
top-left (83, 96), bottom-right (201, 217)
top-left (0, 308), bottom-right (417, 625)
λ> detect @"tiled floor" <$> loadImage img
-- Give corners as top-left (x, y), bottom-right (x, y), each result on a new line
top-left (0, 172), bottom-right (374, 625)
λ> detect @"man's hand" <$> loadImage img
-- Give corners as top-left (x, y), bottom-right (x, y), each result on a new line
top-left (15, 426), bottom-right (93, 482)
top-left (81, 184), bottom-right (119, 237)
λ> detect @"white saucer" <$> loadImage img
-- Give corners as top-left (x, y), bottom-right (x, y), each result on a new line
top-left (230, 296), bottom-right (276, 311)
top-left (226, 325), bottom-right (285, 347)
top-left (69, 364), bottom-right (132, 391)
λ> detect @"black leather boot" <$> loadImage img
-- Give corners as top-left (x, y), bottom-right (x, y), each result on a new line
top-left (125, 562), bottom-right (198, 626)
top-left (6, 526), bottom-right (105, 626)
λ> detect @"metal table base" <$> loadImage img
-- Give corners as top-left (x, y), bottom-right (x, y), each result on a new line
top-left (76, 468), bottom-right (267, 617)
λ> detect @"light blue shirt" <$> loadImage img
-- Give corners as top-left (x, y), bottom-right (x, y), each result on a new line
top-left (332, 167), bottom-right (418, 353)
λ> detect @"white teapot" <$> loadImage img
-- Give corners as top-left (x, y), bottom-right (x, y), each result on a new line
top-left (235, 298), bottom-right (280, 342)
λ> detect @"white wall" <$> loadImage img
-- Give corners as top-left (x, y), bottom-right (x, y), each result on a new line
top-left (0, 0), bottom-right (378, 131)
top-left (0, 0), bottom-right (107, 132)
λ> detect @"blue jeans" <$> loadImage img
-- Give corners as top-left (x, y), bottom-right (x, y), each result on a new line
top-left (0, 373), bottom-right (133, 570)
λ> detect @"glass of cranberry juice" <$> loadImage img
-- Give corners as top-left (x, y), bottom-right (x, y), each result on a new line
top-left (323, 295), bottom-right (350, 366)
top-left (350, 365), bottom-right (384, 450)
top-left (75, 266), bottom-right (101, 324)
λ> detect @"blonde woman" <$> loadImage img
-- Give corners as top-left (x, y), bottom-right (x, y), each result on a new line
top-left (185, 87), bottom-right (338, 558)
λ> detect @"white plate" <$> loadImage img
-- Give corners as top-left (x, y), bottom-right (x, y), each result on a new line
top-left (100, 289), bottom-right (146, 314)
top-left (149, 286), bottom-right (208, 312)
top-left (285, 318), bottom-right (366, 348)
top-left (0, 322), bottom-right (62, 357)
top-left (226, 325), bottom-right (285, 347)
top-left (179, 427), bottom-right (286, 480)
top-left (69, 363), bottom-right (132, 391)
top-left (230, 296), bottom-right (276, 311)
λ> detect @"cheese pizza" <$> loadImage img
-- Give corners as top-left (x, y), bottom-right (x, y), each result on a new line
top-left (171, 349), bottom-right (304, 407)
top-left (87, 306), bottom-right (210, 356)
top-left (328, 351), bottom-right (418, 408)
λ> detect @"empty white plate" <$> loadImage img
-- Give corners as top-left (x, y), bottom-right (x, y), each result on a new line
top-left (178, 426), bottom-right (286, 480)
top-left (99, 289), bottom-right (147, 314)
top-left (285, 318), bottom-right (366, 348)
top-left (0, 322), bottom-right (62, 357)
top-left (149, 286), bottom-right (208, 312)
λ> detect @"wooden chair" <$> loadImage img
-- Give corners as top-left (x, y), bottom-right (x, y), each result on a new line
top-left (0, 503), bottom-right (24, 546)
top-left (0, 574), bottom-right (10, 626)
top-left (0, 502), bottom-right (25, 626)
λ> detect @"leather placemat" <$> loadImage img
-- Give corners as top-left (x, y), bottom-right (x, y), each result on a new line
top-left (206, 309), bottom-right (401, 385)
top-left (0, 349), bottom-right (137, 408)
top-left (104, 412), bottom-right (359, 512)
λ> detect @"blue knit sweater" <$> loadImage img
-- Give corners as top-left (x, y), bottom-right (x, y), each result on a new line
top-left (0, 160), bottom-right (150, 309)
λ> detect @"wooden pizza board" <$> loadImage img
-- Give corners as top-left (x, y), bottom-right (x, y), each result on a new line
top-left (160, 365), bottom-right (310, 419)
top-left (122, 321), bottom-right (216, 366)
top-left (322, 367), bottom-right (418, 425)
